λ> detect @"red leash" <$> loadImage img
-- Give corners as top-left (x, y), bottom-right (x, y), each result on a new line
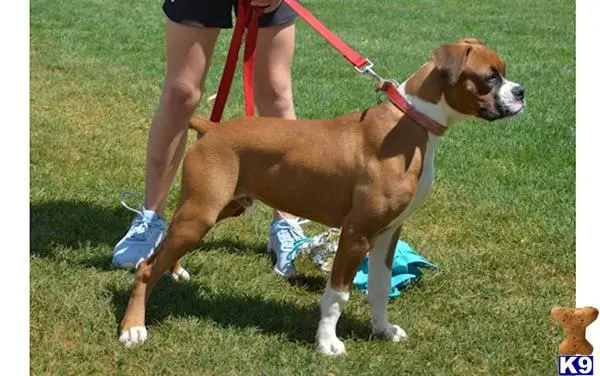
top-left (210, 0), bottom-right (447, 215)
top-left (210, 0), bottom-right (263, 122)
top-left (282, 0), bottom-right (371, 71)
top-left (282, 0), bottom-right (446, 136)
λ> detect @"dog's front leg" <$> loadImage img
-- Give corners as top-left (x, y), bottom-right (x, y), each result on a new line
top-left (316, 281), bottom-right (350, 356)
top-left (367, 226), bottom-right (407, 342)
top-left (316, 223), bottom-right (373, 356)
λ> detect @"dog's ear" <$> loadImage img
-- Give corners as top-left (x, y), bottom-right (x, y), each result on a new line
top-left (432, 43), bottom-right (473, 87)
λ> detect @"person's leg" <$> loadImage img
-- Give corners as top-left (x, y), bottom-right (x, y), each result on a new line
top-left (112, 20), bottom-right (220, 269)
top-left (254, 22), bottom-right (298, 221)
top-left (253, 16), bottom-right (306, 277)
top-left (145, 22), bottom-right (221, 216)
top-left (254, 22), bottom-right (296, 120)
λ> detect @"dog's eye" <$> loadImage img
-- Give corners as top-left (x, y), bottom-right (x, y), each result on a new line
top-left (486, 72), bottom-right (500, 85)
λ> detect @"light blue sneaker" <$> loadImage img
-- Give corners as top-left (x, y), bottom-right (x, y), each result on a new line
top-left (267, 217), bottom-right (307, 278)
top-left (112, 192), bottom-right (167, 270)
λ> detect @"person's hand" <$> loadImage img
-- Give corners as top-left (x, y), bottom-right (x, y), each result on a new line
top-left (251, 0), bottom-right (283, 13)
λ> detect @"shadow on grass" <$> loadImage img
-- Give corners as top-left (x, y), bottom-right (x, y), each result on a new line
top-left (30, 200), bottom-right (127, 256)
top-left (288, 274), bottom-right (329, 293)
top-left (108, 277), bottom-right (370, 345)
top-left (30, 200), bottom-right (270, 270)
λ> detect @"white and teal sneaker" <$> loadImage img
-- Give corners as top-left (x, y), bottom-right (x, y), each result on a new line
top-left (267, 217), bottom-right (307, 278)
top-left (112, 193), bottom-right (166, 270)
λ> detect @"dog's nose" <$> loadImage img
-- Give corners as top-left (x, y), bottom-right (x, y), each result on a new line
top-left (511, 85), bottom-right (525, 100)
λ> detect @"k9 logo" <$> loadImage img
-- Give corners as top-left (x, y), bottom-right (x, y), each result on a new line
top-left (558, 356), bottom-right (594, 375)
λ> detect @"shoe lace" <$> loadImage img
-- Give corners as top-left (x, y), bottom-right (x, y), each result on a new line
top-left (119, 191), bottom-right (157, 241)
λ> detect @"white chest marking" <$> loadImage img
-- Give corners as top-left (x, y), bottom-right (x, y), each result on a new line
top-left (387, 134), bottom-right (440, 229)
top-left (385, 82), bottom-right (449, 229)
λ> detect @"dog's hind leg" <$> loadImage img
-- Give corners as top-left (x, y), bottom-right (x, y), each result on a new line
top-left (216, 197), bottom-right (253, 222)
top-left (118, 196), bottom-right (225, 347)
top-left (168, 197), bottom-right (252, 279)
top-left (366, 226), bottom-right (407, 342)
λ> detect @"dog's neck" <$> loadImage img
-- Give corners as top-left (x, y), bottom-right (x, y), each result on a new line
top-left (400, 62), bottom-right (468, 127)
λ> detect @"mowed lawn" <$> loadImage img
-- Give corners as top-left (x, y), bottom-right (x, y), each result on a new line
top-left (30, 0), bottom-right (575, 375)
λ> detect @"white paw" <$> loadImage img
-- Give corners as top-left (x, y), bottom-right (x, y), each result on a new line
top-left (167, 267), bottom-right (190, 281)
top-left (316, 333), bottom-right (347, 356)
top-left (373, 323), bottom-right (407, 342)
top-left (119, 326), bottom-right (148, 348)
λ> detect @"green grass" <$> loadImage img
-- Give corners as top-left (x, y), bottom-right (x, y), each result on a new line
top-left (30, 0), bottom-right (575, 374)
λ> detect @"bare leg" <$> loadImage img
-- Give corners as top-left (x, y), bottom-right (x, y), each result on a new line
top-left (112, 22), bottom-right (221, 271)
top-left (144, 21), bottom-right (220, 216)
top-left (254, 22), bottom-right (299, 222)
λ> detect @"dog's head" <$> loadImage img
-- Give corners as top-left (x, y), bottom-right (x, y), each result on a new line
top-left (431, 38), bottom-right (525, 121)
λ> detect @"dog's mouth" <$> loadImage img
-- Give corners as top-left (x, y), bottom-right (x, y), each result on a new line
top-left (477, 100), bottom-right (525, 121)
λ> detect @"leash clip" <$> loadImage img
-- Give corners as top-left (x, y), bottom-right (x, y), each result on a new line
top-left (355, 59), bottom-right (384, 82)
top-left (355, 58), bottom-right (374, 74)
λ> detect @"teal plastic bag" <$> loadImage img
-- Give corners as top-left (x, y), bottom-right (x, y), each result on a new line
top-left (353, 241), bottom-right (436, 299)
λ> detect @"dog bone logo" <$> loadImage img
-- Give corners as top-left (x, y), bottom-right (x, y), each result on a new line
top-left (551, 306), bottom-right (598, 355)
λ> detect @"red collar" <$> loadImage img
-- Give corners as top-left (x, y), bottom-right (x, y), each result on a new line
top-left (382, 83), bottom-right (448, 137)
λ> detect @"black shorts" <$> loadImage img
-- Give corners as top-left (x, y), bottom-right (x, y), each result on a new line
top-left (163, 0), bottom-right (298, 29)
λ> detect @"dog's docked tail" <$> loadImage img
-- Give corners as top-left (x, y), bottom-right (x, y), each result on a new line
top-left (188, 115), bottom-right (215, 136)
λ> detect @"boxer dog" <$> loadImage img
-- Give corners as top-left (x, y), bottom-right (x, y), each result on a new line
top-left (118, 38), bottom-right (525, 355)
